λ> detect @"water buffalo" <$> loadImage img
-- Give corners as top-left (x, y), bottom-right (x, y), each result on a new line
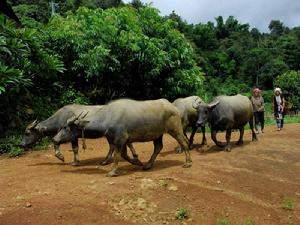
top-left (173, 96), bottom-right (207, 152)
top-left (53, 99), bottom-right (192, 177)
top-left (193, 94), bottom-right (257, 151)
top-left (20, 104), bottom-right (108, 165)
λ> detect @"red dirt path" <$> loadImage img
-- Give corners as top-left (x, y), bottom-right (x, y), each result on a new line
top-left (0, 124), bottom-right (300, 225)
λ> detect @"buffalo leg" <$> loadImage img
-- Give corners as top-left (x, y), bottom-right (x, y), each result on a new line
top-left (121, 144), bottom-right (143, 166)
top-left (71, 138), bottom-right (80, 166)
top-left (176, 127), bottom-right (188, 153)
top-left (102, 143), bottom-right (141, 166)
top-left (225, 129), bottom-right (232, 151)
top-left (211, 130), bottom-right (224, 147)
top-left (170, 131), bottom-right (192, 168)
top-left (188, 126), bottom-right (197, 149)
top-left (200, 126), bottom-right (207, 145)
top-left (54, 143), bottom-right (65, 162)
top-left (236, 127), bottom-right (244, 145)
top-left (143, 136), bottom-right (163, 170)
top-left (127, 143), bottom-right (143, 165)
top-left (249, 117), bottom-right (257, 141)
top-left (101, 144), bottom-right (114, 165)
top-left (107, 146), bottom-right (122, 177)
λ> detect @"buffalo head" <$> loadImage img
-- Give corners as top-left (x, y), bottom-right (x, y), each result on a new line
top-left (193, 100), bottom-right (219, 127)
top-left (20, 120), bottom-right (46, 147)
top-left (53, 111), bottom-right (89, 144)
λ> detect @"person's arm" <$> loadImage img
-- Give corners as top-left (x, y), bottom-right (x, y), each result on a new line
top-left (282, 97), bottom-right (285, 112)
top-left (259, 97), bottom-right (265, 111)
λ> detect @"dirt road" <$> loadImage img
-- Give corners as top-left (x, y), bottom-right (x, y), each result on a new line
top-left (1, 124), bottom-right (300, 225)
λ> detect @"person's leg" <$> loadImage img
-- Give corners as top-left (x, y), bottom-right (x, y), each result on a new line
top-left (260, 111), bottom-right (265, 132)
top-left (254, 112), bottom-right (260, 133)
top-left (281, 114), bottom-right (284, 128)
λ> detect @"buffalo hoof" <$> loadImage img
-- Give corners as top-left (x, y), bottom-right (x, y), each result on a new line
top-left (71, 161), bottom-right (80, 166)
top-left (236, 140), bottom-right (243, 145)
top-left (183, 161), bottom-right (192, 168)
top-left (201, 141), bottom-right (207, 145)
top-left (55, 152), bottom-right (65, 162)
top-left (175, 146), bottom-right (183, 153)
top-left (225, 146), bottom-right (231, 152)
top-left (106, 169), bottom-right (120, 177)
top-left (216, 142), bottom-right (225, 148)
top-left (101, 159), bottom-right (112, 166)
top-left (132, 159), bottom-right (143, 166)
top-left (142, 163), bottom-right (153, 170)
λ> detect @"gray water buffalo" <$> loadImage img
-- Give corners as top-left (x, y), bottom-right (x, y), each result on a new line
top-left (53, 99), bottom-right (192, 177)
top-left (193, 94), bottom-right (257, 151)
top-left (173, 96), bottom-right (207, 152)
top-left (20, 104), bottom-right (124, 165)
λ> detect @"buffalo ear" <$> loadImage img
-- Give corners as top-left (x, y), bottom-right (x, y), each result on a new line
top-left (208, 101), bottom-right (219, 110)
top-left (67, 116), bottom-right (77, 126)
top-left (36, 124), bottom-right (47, 132)
top-left (77, 120), bottom-right (90, 128)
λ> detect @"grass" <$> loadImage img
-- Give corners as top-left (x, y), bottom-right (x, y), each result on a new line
top-left (175, 207), bottom-right (190, 220)
top-left (217, 218), bottom-right (255, 225)
top-left (33, 137), bottom-right (52, 150)
top-left (0, 135), bottom-right (52, 158)
top-left (282, 198), bottom-right (294, 211)
top-left (217, 218), bottom-right (230, 225)
top-left (0, 135), bottom-right (24, 157)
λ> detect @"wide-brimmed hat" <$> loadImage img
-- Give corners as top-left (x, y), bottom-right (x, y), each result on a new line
top-left (274, 87), bottom-right (282, 94)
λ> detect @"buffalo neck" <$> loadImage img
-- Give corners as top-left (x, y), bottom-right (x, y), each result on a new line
top-left (82, 108), bottom-right (108, 138)
top-left (39, 115), bottom-right (62, 136)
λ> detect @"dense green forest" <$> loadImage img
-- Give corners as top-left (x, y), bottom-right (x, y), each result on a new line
top-left (1, 0), bottom-right (300, 140)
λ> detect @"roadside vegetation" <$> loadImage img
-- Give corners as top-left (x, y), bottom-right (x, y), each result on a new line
top-left (1, 0), bottom-right (300, 155)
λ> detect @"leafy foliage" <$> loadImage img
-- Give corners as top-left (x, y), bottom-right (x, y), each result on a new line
top-left (1, 1), bottom-right (300, 144)
top-left (0, 15), bottom-right (64, 134)
top-left (45, 6), bottom-right (203, 102)
top-left (275, 71), bottom-right (300, 110)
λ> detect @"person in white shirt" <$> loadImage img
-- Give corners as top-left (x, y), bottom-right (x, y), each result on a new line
top-left (272, 87), bottom-right (285, 131)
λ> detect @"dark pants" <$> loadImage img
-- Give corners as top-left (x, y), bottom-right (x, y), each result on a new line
top-left (254, 111), bottom-right (264, 130)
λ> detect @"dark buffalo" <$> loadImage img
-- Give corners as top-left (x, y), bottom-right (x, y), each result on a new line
top-left (53, 99), bottom-right (192, 177)
top-left (173, 96), bottom-right (206, 152)
top-left (20, 105), bottom-right (103, 164)
top-left (193, 94), bottom-right (257, 151)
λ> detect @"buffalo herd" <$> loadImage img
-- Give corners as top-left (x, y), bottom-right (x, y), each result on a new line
top-left (21, 94), bottom-right (257, 177)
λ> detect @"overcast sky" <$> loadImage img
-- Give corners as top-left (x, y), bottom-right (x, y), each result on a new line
top-left (124, 0), bottom-right (300, 32)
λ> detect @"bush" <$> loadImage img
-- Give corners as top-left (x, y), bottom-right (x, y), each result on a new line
top-left (275, 70), bottom-right (300, 110)
top-left (0, 15), bottom-right (64, 135)
top-left (45, 6), bottom-right (204, 102)
top-left (0, 135), bottom-right (23, 156)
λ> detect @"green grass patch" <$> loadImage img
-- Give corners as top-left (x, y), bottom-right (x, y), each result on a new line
top-left (33, 137), bottom-right (52, 151)
top-left (175, 207), bottom-right (190, 220)
top-left (0, 135), bottom-right (52, 158)
top-left (217, 218), bottom-right (230, 225)
top-left (0, 135), bottom-right (24, 157)
top-left (282, 198), bottom-right (294, 211)
top-left (217, 218), bottom-right (255, 225)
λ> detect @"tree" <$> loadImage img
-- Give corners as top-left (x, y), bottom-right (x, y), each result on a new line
top-left (275, 71), bottom-right (300, 110)
top-left (0, 15), bottom-right (64, 133)
top-left (269, 20), bottom-right (289, 37)
top-left (45, 6), bottom-right (204, 101)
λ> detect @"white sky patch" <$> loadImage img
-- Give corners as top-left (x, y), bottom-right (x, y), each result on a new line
top-left (123, 0), bottom-right (300, 32)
